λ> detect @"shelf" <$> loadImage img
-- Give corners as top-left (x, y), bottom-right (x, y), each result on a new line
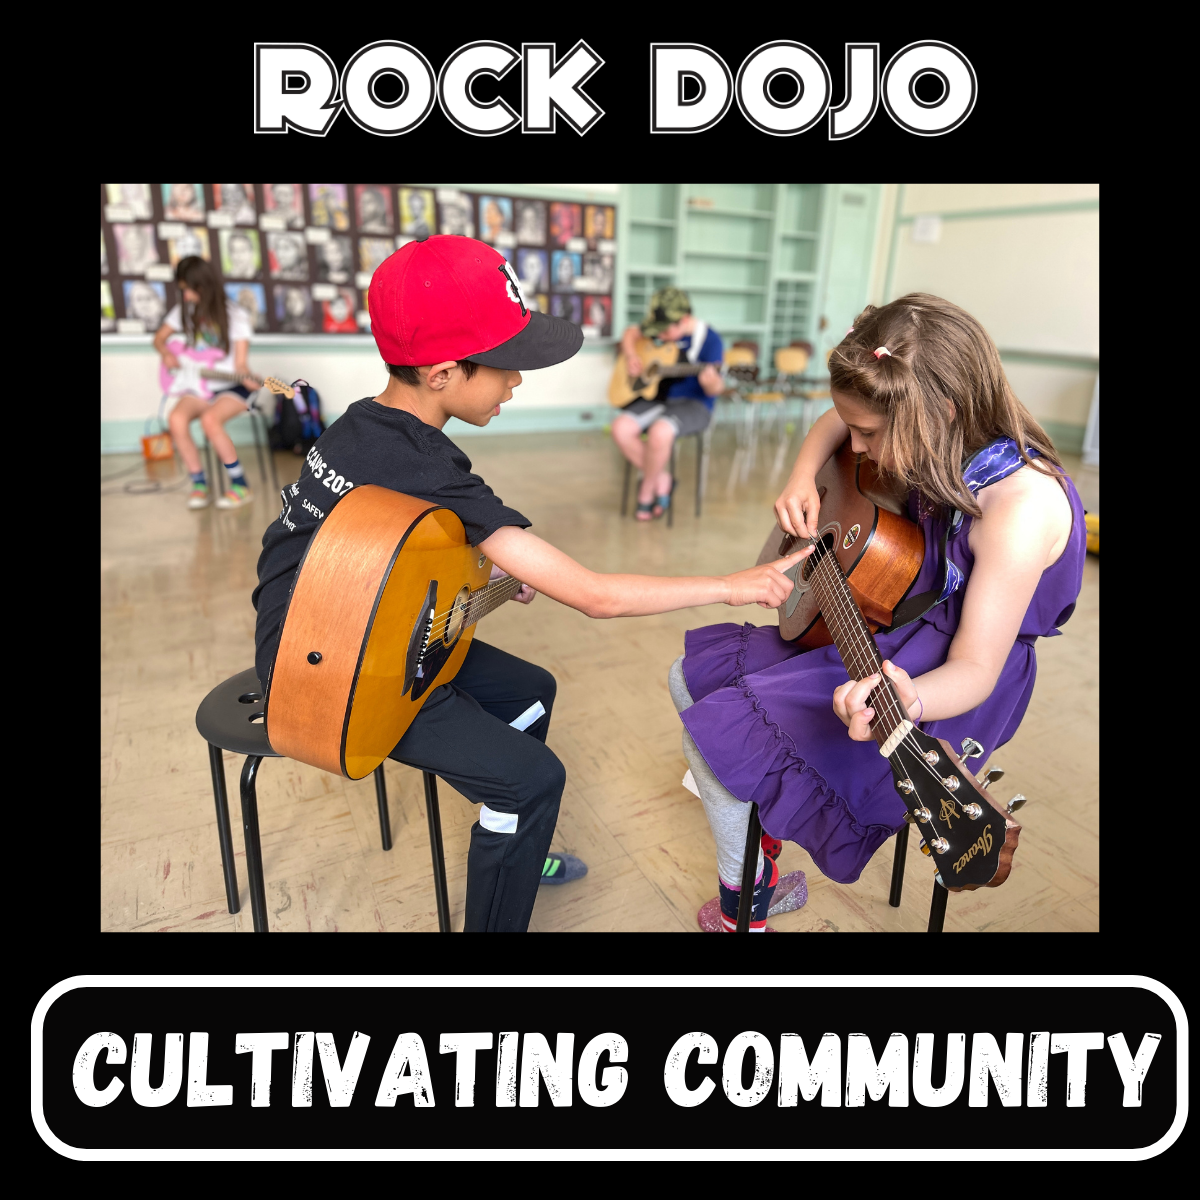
top-left (774, 271), bottom-right (818, 282)
top-left (716, 322), bottom-right (768, 331)
top-left (629, 216), bottom-right (675, 227)
top-left (683, 284), bottom-right (766, 294)
top-left (683, 249), bottom-right (771, 261)
top-left (686, 206), bottom-right (775, 219)
top-left (625, 264), bottom-right (677, 274)
top-left (780, 230), bottom-right (819, 239)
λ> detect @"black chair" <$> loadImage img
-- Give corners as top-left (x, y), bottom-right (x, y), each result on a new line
top-left (619, 425), bottom-right (712, 527)
top-left (195, 667), bottom-right (451, 933)
top-left (735, 767), bottom-right (1027, 933)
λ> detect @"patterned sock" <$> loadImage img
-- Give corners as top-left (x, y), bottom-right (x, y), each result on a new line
top-left (716, 856), bottom-right (780, 932)
top-left (224, 459), bottom-right (247, 487)
top-left (190, 471), bottom-right (207, 487)
top-left (761, 834), bottom-right (783, 861)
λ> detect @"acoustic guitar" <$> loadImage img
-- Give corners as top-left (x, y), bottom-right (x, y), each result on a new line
top-left (265, 486), bottom-right (526, 780)
top-left (608, 336), bottom-right (751, 407)
top-left (755, 440), bottom-right (1022, 890)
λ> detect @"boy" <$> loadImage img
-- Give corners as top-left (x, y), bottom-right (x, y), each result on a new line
top-left (253, 237), bottom-right (806, 932)
top-left (612, 288), bottom-right (725, 520)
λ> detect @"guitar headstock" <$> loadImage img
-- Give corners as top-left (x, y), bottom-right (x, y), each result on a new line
top-left (262, 376), bottom-right (295, 400)
top-left (888, 725), bottom-right (1021, 889)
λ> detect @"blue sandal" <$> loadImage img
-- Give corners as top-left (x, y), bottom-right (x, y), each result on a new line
top-left (652, 478), bottom-right (676, 519)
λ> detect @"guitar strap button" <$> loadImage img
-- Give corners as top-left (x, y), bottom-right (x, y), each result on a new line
top-left (307, 651), bottom-right (323, 665)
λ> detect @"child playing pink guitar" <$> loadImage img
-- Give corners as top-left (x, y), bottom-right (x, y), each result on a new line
top-left (154, 255), bottom-right (261, 509)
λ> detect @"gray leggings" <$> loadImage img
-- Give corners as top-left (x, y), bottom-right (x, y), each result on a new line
top-left (669, 655), bottom-right (764, 887)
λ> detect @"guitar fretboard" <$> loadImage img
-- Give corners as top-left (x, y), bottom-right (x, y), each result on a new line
top-left (803, 538), bottom-right (910, 755)
top-left (464, 573), bottom-right (525, 626)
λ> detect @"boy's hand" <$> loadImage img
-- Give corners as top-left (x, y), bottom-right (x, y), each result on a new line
top-left (724, 546), bottom-right (812, 608)
top-left (775, 475), bottom-right (822, 539)
top-left (161, 351), bottom-right (181, 372)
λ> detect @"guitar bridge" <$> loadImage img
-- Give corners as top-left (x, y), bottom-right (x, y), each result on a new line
top-left (414, 608), bottom-right (434, 678)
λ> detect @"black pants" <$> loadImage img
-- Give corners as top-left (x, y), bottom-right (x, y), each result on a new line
top-left (388, 639), bottom-right (564, 932)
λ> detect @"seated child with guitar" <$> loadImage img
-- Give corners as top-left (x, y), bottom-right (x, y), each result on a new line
top-left (253, 238), bottom-right (808, 933)
top-left (154, 255), bottom-right (262, 510)
top-left (611, 288), bottom-right (725, 520)
top-left (669, 294), bottom-right (1087, 930)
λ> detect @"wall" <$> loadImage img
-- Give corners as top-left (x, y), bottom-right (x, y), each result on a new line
top-left (100, 336), bottom-right (615, 451)
top-left (873, 183), bottom-right (1099, 453)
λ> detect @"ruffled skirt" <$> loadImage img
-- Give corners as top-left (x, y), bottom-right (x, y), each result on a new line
top-left (679, 620), bottom-right (1036, 884)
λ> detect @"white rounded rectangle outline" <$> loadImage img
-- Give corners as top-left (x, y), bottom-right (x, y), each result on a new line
top-left (31, 974), bottom-right (1187, 1160)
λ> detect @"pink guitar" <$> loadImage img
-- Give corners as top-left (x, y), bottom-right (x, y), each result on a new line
top-left (159, 336), bottom-right (264, 400)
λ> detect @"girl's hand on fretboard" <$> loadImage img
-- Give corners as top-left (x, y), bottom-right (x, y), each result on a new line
top-left (833, 659), bottom-right (919, 741)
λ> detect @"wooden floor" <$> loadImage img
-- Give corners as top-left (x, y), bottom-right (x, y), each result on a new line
top-left (100, 424), bottom-right (1099, 933)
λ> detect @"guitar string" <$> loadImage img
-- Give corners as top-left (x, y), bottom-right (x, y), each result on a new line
top-left (808, 548), bottom-right (985, 868)
top-left (804, 536), bottom-right (967, 837)
top-left (419, 576), bottom-right (525, 641)
top-left (807, 543), bottom-right (956, 798)
top-left (419, 573), bottom-right (525, 629)
top-left (805, 551), bottom-right (963, 852)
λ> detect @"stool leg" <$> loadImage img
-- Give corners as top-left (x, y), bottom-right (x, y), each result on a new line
top-left (250, 408), bottom-right (268, 491)
top-left (621, 458), bottom-right (631, 516)
top-left (374, 764), bottom-right (393, 851)
top-left (207, 743), bottom-right (240, 914)
top-left (928, 878), bottom-right (948, 933)
top-left (735, 802), bottom-right (763, 932)
top-left (268, 433), bottom-right (280, 495)
top-left (696, 430), bottom-right (708, 518)
top-left (889, 822), bottom-right (909, 908)
top-left (667, 440), bottom-right (677, 527)
top-left (238, 755), bottom-right (269, 933)
top-left (423, 772), bottom-right (452, 932)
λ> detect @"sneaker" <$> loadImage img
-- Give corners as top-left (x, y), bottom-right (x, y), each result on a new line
top-left (187, 485), bottom-right (211, 509)
top-left (538, 852), bottom-right (588, 885)
top-left (215, 483), bottom-right (253, 509)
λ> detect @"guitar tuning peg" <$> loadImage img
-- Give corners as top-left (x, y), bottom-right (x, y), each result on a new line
top-left (978, 766), bottom-right (1005, 790)
top-left (960, 737), bottom-right (984, 760)
top-left (1007, 793), bottom-right (1027, 814)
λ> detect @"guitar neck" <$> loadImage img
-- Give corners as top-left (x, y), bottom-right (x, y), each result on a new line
top-left (200, 368), bottom-right (255, 383)
top-left (803, 540), bottom-right (912, 757)
top-left (464, 573), bottom-right (525, 625)
top-left (654, 362), bottom-right (708, 379)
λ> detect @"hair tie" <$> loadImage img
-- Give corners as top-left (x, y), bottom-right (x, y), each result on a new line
top-left (873, 346), bottom-right (892, 359)
top-left (845, 326), bottom-right (855, 336)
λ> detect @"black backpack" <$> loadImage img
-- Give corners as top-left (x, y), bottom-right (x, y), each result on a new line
top-left (270, 379), bottom-right (325, 454)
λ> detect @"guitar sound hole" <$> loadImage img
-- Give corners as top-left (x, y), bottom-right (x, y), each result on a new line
top-left (443, 585), bottom-right (471, 646)
top-left (801, 533), bottom-right (835, 582)
top-left (238, 692), bottom-right (262, 704)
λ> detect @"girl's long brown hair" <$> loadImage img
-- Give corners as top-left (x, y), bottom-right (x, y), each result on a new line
top-left (174, 255), bottom-right (229, 353)
top-left (828, 293), bottom-right (1063, 518)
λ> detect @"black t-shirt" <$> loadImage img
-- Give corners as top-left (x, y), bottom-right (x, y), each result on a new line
top-left (252, 398), bottom-right (530, 687)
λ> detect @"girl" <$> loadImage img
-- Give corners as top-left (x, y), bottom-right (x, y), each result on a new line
top-left (155, 255), bottom-right (260, 510)
top-left (669, 294), bottom-right (1087, 931)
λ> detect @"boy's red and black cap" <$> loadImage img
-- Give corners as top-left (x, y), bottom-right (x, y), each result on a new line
top-left (368, 235), bottom-right (583, 370)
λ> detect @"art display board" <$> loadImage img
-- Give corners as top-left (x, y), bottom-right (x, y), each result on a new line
top-left (101, 185), bottom-right (617, 340)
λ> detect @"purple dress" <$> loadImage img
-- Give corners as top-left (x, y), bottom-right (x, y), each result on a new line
top-left (680, 439), bottom-right (1088, 884)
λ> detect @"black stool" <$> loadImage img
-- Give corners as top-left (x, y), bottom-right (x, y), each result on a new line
top-left (620, 426), bottom-right (712, 527)
top-left (195, 667), bottom-right (451, 933)
top-left (735, 789), bottom-right (1025, 933)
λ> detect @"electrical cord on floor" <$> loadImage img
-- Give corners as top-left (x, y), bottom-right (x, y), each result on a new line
top-left (100, 464), bottom-right (191, 496)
